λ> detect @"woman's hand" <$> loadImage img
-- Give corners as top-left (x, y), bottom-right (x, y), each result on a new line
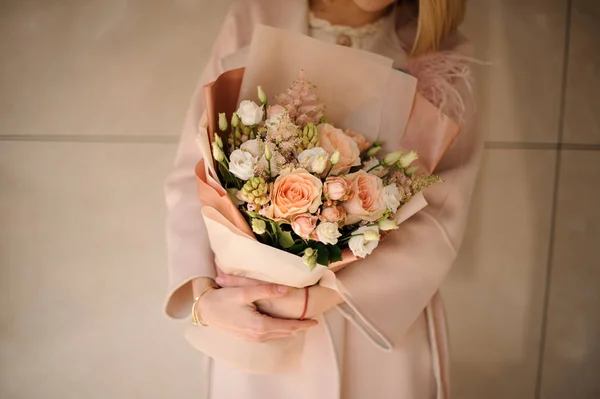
top-left (216, 275), bottom-right (344, 320)
top-left (197, 283), bottom-right (318, 342)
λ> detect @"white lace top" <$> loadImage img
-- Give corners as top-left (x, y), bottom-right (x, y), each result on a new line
top-left (308, 12), bottom-right (387, 50)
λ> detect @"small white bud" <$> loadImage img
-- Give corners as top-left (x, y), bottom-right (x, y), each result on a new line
top-left (251, 219), bottom-right (267, 235)
top-left (398, 151), bottom-right (419, 168)
top-left (363, 229), bottom-right (381, 242)
top-left (257, 86), bottom-right (267, 104)
top-left (383, 151), bottom-right (403, 166)
top-left (218, 113), bottom-right (228, 132)
top-left (330, 149), bottom-right (341, 165)
top-left (378, 219), bottom-right (399, 231)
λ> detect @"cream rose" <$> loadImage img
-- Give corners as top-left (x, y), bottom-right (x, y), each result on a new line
top-left (317, 123), bottom-right (361, 175)
top-left (237, 100), bottom-right (264, 126)
top-left (229, 149), bottom-right (257, 181)
top-left (291, 214), bottom-right (318, 239)
top-left (342, 170), bottom-right (386, 225)
top-left (315, 222), bottom-right (342, 245)
top-left (298, 147), bottom-right (329, 174)
top-left (323, 176), bottom-right (352, 201)
top-left (348, 225), bottom-right (380, 258)
top-left (271, 168), bottom-right (323, 220)
top-left (345, 129), bottom-right (371, 152)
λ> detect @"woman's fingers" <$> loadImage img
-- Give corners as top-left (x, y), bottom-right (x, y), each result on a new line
top-left (216, 275), bottom-right (266, 288)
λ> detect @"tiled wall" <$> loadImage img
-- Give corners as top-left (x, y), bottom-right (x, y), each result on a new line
top-left (0, 1), bottom-right (598, 398)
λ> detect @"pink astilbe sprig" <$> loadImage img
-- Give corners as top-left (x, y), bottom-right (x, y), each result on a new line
top-left (275, 70), bottom-right (325, 127)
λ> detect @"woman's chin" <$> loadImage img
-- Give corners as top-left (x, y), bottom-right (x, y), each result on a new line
top-left (352, 0), bottom-right (396, 13)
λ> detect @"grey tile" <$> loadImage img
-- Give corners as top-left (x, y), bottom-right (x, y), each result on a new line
top-left (563, 0), bottom-right (600, 144)
top-left (463, 0), bottom-right (568, 143)
top-left (540, 151), bottom-right (600, 398)
top-left (441, 149), bottom-right (557, 398)
top-left (0, 0), bottom-right (235, 137)
top-left (0, 142), bottom-right (205, 398)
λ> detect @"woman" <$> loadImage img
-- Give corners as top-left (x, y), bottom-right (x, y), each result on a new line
top-left (164, 0), bottom-right (482, 398)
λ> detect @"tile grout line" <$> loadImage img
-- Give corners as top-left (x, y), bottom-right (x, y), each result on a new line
top-left (534, 0), bottom-right (573, 397)
top-left (1, 134), bottom-right (600, 151)
top-left (0, 135), bottom-right (179, 144)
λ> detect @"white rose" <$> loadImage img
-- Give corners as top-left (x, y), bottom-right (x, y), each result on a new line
top-left (316, 222), bottom-right (342, 245)
top-left (236, 100), bottom-right (264, 126)
top-left (229, 149), bottom-right (257, 180)
top-left (348, 225), bottom-right (380, 258)
top-left (363, 157), bottom-right (384, 176)
top-left (298, 147), bottom-right (329, 174)
top-left (240, 139), bottom-right (264, 158)
top-left (383, 184), bottom-right (402, 212)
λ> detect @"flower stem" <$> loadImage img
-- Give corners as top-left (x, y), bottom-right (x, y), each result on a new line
top-left (366, 162), bottom-right (383, 173)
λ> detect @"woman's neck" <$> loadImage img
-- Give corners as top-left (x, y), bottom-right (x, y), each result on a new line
top-left (309, 0), bottom-right (392, 28)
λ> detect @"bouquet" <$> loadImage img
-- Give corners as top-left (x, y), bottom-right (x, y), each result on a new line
top-left (209, 70), bottom-right (442, 271)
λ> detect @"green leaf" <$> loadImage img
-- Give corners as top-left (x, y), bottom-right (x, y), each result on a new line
top-left (314, 243), bottom-right (330, 266)
top-left (327, 245), bottom-right (343, 263)
top-left (278, 230), bottom-right (295, 249)
top-left (289, 242), bottom-right (309, 254)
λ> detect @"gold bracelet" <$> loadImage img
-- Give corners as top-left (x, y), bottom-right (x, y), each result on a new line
top-left (191, 285), bottom-right (217, 327)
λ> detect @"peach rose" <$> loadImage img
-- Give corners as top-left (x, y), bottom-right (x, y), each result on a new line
top-left (323, 176), bottom-right (352, 201)
top-left (320, 206), bottom-right (346, 226)
top-left (317, 123), bottom-right (361, 175)
top-left (345, 129), bottom-right (371, 152)
top-left (342, 170), bottom-right (387, 225)
top-left (291, 214), bottom-right (318, 239)
top-left (271, 168), bottom-right (323, 220)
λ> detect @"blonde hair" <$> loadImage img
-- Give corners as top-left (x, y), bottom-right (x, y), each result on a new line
top-left (410, 0), bottom-right (467, 56)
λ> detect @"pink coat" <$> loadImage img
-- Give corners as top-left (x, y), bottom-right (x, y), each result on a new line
top-left (164, 1), bottom-right (483, 398)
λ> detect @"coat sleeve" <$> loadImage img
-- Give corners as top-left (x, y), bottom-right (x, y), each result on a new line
top-left (163, 1), bottom-right (248, 319)
top-left (333, 74), bottom-right (484, 350)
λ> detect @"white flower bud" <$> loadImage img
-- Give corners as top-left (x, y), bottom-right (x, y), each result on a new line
top-left (212, 142), bottom-right (225, 162)
top-left (383, 150), bottom-right (403, 166)
top-left (378, 219), bottom-right (399, 231)
top-left (264, 145), bottom-right (273, 161)
top-left (231, 113), bottom-right (240, 128)
top-left (218, 113), bottom-right (228, 132)
top-left (257, 86), bottom-right (267, 104)
top-left (251, 219), bottom-right (267, 235)
top-left (363, 228), bottom-right (381, 242)
top-left (366, 145), bottom-right (382, 158)
top-left (330, 149), bottom-right (341, 165)
top-left (398, 151), bottom-right (419, 168)
top-left (213, 133), bottom-right (223, 148)
top-left (302, 248), bottom-right (318, 270)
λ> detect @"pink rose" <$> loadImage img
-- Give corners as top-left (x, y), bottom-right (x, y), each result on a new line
top-left (342, 170), bottom-right (387, 225)
top-left (320, 206), bottom-right (346, 226)
top-left (291, 214), bottom-right (318, 239)
top-left (267, 104), bottom-right (286, 120)
top-left (271, 168), bottom-right (323, 220)
top-left (323, 176), bottom-right (353, 201)
top-left (317, 123), bottom-right (361, 175)
top-left (345, 129), bottom-right (371, 152)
